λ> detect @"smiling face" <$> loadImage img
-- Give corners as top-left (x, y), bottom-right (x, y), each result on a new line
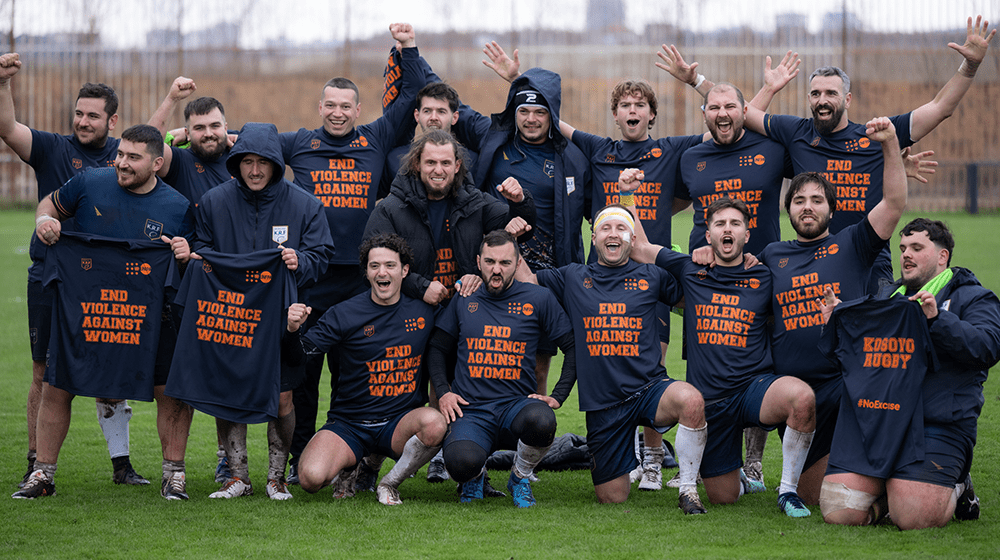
top-left (704, 87), bottom-right (746, 146)
top-left (515, 106), bottom-right (550, 144)
top-left (367, 247), bottom-right (408, 306)
top-left (808, 75), bottom-right (850, 136)
top-left (114, 139), bottom-right (161, 193)
top-left (319, 87), bottom-right (360, 137)
top-left (415, 96), bottom-right (458, 134)
top-left (477, 241), bottom-right (519, 296)
top-left (900, 230), bottom-right (949, 290)
top-left (592, 212), bottom-right (633, 268)
top-left (73, 97), bottom-right (116, 149)
top-left (706, 206), bottom-right (749, 266)
top-left (187, 108), bottom-right (228, 160)
top-left (613, 93), bottom-right (654, 143)
top-left (788, 181), bottom-right (833, 241)
top-left (419, 142), bottom-right (462, 200)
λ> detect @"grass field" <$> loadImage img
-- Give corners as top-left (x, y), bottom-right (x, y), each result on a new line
top-left (0, 208), bottom-right (998, 559)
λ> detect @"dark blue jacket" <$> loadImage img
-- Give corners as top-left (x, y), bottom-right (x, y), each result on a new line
top-left (194, 122), bottom-right (335, 288)
top-left (881, 267), bottom-right (1000, 425)
top-left (467, 68), bottom-right (591, 267)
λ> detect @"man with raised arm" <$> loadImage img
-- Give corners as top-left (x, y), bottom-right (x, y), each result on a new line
top-left (0, 53), bottom-right (151, 489)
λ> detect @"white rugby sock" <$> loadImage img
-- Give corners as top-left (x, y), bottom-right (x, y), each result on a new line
top-left (97, 401), bottom-right (131, 459)
top-left (267, 411), bottom-right (295, 481)
top-left (381, 435), bottom-right (439, 489)
top-left (643, 445), bottom-right (664, 470)
top-left (675, 423), bottom-right (707, 493)
top-left (513, 440), bottom-right (550, 479)
top-left (778, 427), bottom-right (814, 495)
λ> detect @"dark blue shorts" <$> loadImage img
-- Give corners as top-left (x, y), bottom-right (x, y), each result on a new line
top-left (27, 280), bottom-right (53, 362)
top-left (319, 412), bottom-right (406, 464)
top-left (444, 397), bottom-right (540, 454)
top-left (701, 374), bottom-right (780, 478)
top-left (827, 420), bottom-right (975, 488)
top-left (586, 378), bottom-right (676, 486)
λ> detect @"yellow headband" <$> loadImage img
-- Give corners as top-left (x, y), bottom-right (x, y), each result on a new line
top-left (594, 208), bottom-right (635, 234)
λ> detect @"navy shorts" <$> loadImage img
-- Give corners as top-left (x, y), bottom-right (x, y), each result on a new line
top-left (444, 397), bottom-right (541, 454)
top-left (319, 412), bottom-right (406, 464)
top-left (586, 378), bottom-right (676, 486)
top-left (828, 420), bottom-right (975, 488)
top-left (701, 374), bottom-right (780, 478)
top-left (27, 280), bottom-right (53, 362)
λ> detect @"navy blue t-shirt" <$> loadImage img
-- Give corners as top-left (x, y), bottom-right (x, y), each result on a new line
top-left (655, 248), bottom-right (773, 400)
top-left (26, 130), bottom-right (120, 280)
top-left (305, 291), bottom-right (435, 422)
top-left (819, 296), bottom-right (936, 478)
top-left (758, 218), bottom-right (887, 383)
top-left (51, 167), bottom-right (194, 242)
top-left (42, 232), bottom-right (173, 401)
top-left (435, 281), bottom-right (570, 402)
top-left (762, 113), bottom-right (912, 234)
top-left (678, 130), bottom-right (791, 254)
top-left (537, 260), bottom-right (682, 411)
top-left (161, 146), bottom-right (232, 205)
top-left (166, 249), bottom-right (296, 423)
top-left (573, 131), bottom-right (703, 248)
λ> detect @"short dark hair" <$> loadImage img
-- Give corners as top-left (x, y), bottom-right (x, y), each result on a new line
top-left (323, 77), bottom-right (359, 103)
top-left (359, 233), bottom-right (414, 273)
top-left (706, 197), bottom-right (750, 225)
top-left (184, 96), bottom-right (226, 121)
top-left (401, 129), bottom-right (470, 187)
top-left (809, 66), bottom-right (851, 94)
top-left (77, 82), bottom-right (118, 116)
top-left (418, 82), bottom-right (460, 113)
top-left (611, 80), bottom-right (658, 127)
top-left (706, 83), bottom-right (745, 108)
top-left (900, 218), bottom-right (955, 266)
top-left (784, 171), bottom-right (836, 213)
top-left (480, 229), bottom-right (519, 256)
top-left (120, 124), bottom-right (164, 159)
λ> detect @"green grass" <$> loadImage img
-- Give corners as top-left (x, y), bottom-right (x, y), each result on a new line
top-left (0, 209), bottom-right (998, 559)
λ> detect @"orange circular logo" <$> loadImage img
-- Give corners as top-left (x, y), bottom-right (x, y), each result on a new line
top-left (858, 138), bottom-right (870, 148)
top-left (828, 244), bottom-right (839, 255)
top-left (638, 279), bottom-right (649, 291)
top-left (140, 263), bottom-right (151, 275)
top-left (749, 278), bottom-right (760, 289)
top-left (260, 271), bottom-right (272, 283)
top-left (651, 148), bottom-right (662, 158)
top-left (416, 317), bottom-right (426, 329)
top-left (522, 303), bottom-right (534, 316)
top-left (359, 136), bottom-right (369, 147)
top-left (754, 154), bottom-right (765, 165)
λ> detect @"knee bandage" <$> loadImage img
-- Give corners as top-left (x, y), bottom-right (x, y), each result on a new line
top-left (819, 481), bottom-right (878, 517)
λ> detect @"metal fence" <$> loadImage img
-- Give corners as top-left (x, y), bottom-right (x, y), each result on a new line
top-left (0, 0), bottom-right (997, 210)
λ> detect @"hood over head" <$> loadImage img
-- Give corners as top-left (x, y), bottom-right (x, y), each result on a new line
top-left (226, 122), bottom-right (285, 189)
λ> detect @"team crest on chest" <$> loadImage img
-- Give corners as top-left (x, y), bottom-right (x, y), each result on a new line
top-left (543, 159), bottom-right (555, 178)
top-left (144, 219), bottom-right (163, 240)
top-left (468, 302), bottom-right (478, 313)
top-left (583, 277), bottom-right (593, 289)
top-left (779, 258), bottom-right (788, 268)
top-left (310, 139), bottom-right (321, 150)
top-left (81, 258), bottom-right (93, 271)
top-left (697, 161), bottom-right (706, 172)
top-left (72, 158), bottom-right (83, 169)
top-left (364, 325), bottom-right (375, 337)
top-left (272, 225), bottom-right (289, 244)
top-left (202, 261), bottom-right (213, 273)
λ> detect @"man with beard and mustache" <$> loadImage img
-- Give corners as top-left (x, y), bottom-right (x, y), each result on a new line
top-left (17, 124), bottom-right (195, 500)
top-left (148, 77), bottom-right (233, 205)
top-left (623, 174), bottom-right (817, 518)
top-left (0, 53), bottom-right (151, 489)
top-left (363, 130), bottom-right (535, 308)
top-left (426, 230), bottom-right (575, 507)
top-left (661, 15), bottom-right (994, 294)
top-left (515, 205), bottom-right (708, 513)
top-left (750, 117), bottom-right (909, 506)
top-left (679, 84), bottom-right (792, 257)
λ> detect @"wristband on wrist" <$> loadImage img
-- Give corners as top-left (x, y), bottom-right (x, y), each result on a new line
top-left (35, 214), bottom-right (57, 227)
top-left (619, 193), bottom-right (636, 206)
top-left (691, 73), bottom-right (706, 89)
top-left (958, 60), bottom-right (978, 78)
